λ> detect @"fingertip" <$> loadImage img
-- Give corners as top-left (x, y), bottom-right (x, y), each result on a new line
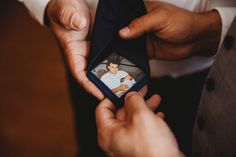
top-left (138, 85), bottom-right (148, 98)
top-left (119, 27), bottom-right (131, 39)
top-left (124, 91), bottom-right (146, 111)
top-left (82, 79), bottom-right (104, 100)
top-left (156, 112), bottom-right (165, 119)
top-left (145, 94), bottom-right (161, 111)
top-left (96, 98), bottom-right (116, 129)
top-left (98, 98), bottom-right (114, 109)
top-left (96, 91), bottom-right (105, 101)
top-left (96, 98), bottom-right (116, 118)
top-left (125, 91), bottom-right (139, 101)
top-left (152, 94), bottom-right (162, 103)
top-left (88, 86), bottom-right (104, 100)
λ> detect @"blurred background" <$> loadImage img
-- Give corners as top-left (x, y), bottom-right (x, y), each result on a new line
top-left (0, 0), bottom-right (78, 156)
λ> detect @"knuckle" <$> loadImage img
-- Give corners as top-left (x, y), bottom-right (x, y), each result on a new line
top-left (156, 9), bottom-right (169, 17)
top-left (58, 6), bottom-right (75, 26)
top-left (58, 6), bottom-right (89, 30)
top-left (129, 18), bottom-right (144, 31)
top-left (46, 0), bottom-right (57, 17)
top-left (59, 7), bottom-right (69, 24)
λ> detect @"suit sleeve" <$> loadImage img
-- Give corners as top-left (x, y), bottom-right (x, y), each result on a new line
top-left (214, 7), bottom-right (236, 50)
top-left (18, 0), bottom-right (50, 25)
top-left (210, 0), bottom-right (236, 51)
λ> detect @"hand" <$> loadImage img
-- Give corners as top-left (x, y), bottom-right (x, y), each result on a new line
top-left (46, 0), bottom-right (104, 99)
top-left (112, 84), bottom-right (129, 93)
top-left (119, 1), bottom-right (222, 60)
top-left (96, 90), bottom-right (184, 157)
top-left (118, 84), bottom-right (129, 91)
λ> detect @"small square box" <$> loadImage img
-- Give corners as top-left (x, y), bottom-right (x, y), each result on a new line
top-left (87, 52), bottom-right (148, 106)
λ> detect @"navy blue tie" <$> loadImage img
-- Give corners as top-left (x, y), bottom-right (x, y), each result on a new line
top-left (87, 0), bottom-right (150, 106)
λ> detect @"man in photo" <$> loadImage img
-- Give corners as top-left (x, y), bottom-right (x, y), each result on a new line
top-left (100, 56), bottom-right (136, 97)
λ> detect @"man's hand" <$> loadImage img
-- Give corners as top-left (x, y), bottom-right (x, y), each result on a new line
top-left (46, 0), bottom-right (104, 99)
top-left (96, 91), bottom-right (184, 157)
top-left (120, 1), bottom-right (222, 60)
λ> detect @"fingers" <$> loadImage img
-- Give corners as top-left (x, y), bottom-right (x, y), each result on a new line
top-left (50, 0), bottom-right (90, 31)
top-left (138, 85), bottom-right (148, 97)
top-left (95, 99), bottom-right (117, 129)
top-left (119, 1), bottom-right (168, 39)
top-left (145, 94), bottom-right (161, 111)
top-left (124, 92), bottom-right (150, 123)
top-left (119, 14), bottom-right (155, 39)
top-left (124, 92), bottom-right (164, 125)
top-left (156, 112), bottom-right (165, 119)
top-left (144, 94), bottom-right (164, 119)
top-left (116, 86), bottom-right (148, 121)
top-left (116, 107), bottom-right (126, 121)
top-left (58, 6), bottom-right (86, 30)
top-left (79, 74), bottom-right (104, 100)
top-left (83, 81), bottom-right (104, 100)
top-left (65, 40), bottom-right (104, 100)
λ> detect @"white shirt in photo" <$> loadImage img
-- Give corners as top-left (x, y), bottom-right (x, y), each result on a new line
top-left (101, 71), bottom-right (134, 97)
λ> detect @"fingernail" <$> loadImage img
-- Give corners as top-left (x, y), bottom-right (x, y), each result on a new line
top-left (120, 27), bottom-right (131, 36)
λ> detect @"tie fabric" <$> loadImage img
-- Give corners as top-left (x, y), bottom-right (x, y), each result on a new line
top-left (87, 0), bottom-right (150, 106)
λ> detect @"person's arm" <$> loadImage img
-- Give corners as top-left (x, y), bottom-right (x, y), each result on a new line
top-left (96, 92), bottom-right (184, 157)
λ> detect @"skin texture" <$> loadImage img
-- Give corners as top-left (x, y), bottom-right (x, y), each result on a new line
top-left (96, 88), bottom-right (184, 157)
top-left (46, 0), bottom-right (104, 99)
top-left (119, 1), bottom-right (222, 60)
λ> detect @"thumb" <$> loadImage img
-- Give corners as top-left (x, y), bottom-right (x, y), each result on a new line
top-left (119, 13), bottom-right (157, 39)
top-left (124, 92), bottom-right (150, 123)
top-left (55, 5), bottom-right (89, 31)
top-left (95, 99), bottom-right (117, 129)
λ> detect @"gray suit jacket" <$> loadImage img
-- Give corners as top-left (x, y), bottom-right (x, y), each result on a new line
top-left (192, 18), bottom-right (236, 157)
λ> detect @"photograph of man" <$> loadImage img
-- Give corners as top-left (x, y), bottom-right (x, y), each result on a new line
top-left (100, 56), bottom-right (136, 97)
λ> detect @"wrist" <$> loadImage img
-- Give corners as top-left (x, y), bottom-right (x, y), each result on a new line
top-left (193, 10), bottom-right (222, 56)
